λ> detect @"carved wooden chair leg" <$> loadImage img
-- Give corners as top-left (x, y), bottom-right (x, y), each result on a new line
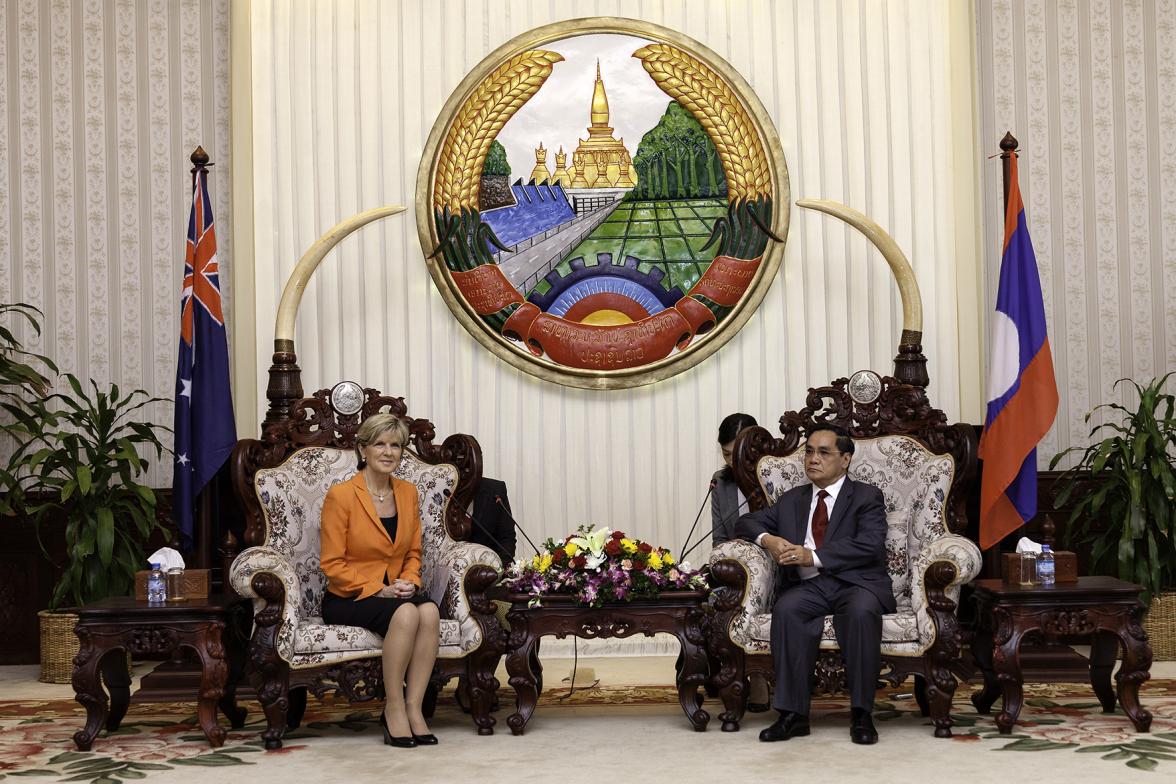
top-left (286, 686), bottom-right (308, 729)
top-left (252, 665), bottom-right (291, 749)
top-left (716, 651), bottom-right (749, 732)
top-left (923, 661), bottom-right (957, 738)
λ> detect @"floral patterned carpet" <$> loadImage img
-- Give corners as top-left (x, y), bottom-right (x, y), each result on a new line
top-left (1, 681), bottom-right (1175, 782)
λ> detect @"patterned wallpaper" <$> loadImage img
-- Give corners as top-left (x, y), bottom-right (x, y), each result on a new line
top-left (0, 0), bottom-right (231, 487)
top-left (976, 0), bottom-right (1176, 467)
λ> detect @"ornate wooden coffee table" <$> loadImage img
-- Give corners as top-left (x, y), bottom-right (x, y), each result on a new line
top-left (969, 576), bottom-right (1153, 734)
top-left (71, 594), bottom-right (250, 750)
top-left (495, 589), bottom-right (711, 735)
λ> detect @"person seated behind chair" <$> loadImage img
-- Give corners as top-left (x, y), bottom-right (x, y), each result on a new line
top-left (712, 412), bottom-right (771, 712)
top-left (320, 413), bottom-right (441, 749)
top-left (468, 476), bottom-right (515, 566)
top-left (736, 424), bottom-right (894, 745)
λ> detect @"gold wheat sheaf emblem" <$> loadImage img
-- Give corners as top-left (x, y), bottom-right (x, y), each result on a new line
top-left (633, 43), bottom-right (771, 202)
top-left (434, 49), bottom-right (565, 212)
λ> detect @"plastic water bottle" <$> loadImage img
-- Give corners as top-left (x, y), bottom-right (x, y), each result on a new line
top-left (147, 563), bottom-right (167, 603)
top-left (1037, 545), bottom-right (1055, 587)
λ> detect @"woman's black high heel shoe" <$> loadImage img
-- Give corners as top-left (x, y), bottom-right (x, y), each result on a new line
top-left (380, 712), bottom-right (418, 748)
top-left (411, 732), bottom-right (439, 745)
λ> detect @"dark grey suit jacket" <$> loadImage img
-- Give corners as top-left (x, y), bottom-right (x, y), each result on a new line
top-left (710, 469), bottom-right (747, 546)
top-left (735, 477), bottom-right (896, 612)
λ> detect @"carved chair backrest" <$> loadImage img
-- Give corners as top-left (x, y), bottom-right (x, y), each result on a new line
top-left (752, 436), bottom-right (954, 614)
top-left (253, 447), bottom-right (459, 618)
top-left (732, 373), bottom-right (978, 614)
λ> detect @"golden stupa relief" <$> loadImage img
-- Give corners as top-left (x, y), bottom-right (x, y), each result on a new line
top-left (531, 61), bottom-right (637, 189)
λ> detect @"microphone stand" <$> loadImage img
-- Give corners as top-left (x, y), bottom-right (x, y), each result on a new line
top-left (678, 481), bottom-right (715, 559)
top-left (680, 498), bottom-right (749, 563)
top-left (495, 496), bottom-right (541, 555)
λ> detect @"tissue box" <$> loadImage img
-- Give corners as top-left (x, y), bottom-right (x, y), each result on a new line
top-left (1001, 551), bottom-right (1078, 584)
top-left (134, 568), bottom-right (210, 600)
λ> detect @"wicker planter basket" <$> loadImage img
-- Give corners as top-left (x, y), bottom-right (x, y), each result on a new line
top-left (38, 609), bottom-right (79, 684)
top-left (1146, 591), bottom-right (1176, 661)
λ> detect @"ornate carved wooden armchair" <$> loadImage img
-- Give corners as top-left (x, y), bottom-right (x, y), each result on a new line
top-left (707, 373), bottom-right (980, 737)
top-left (227, 383), bottom-right (505, 748)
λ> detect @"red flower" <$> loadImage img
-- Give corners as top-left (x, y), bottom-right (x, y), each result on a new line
top-left (637, 542), bottom-right (653, 553)
top-left (553, 548), bottom-right (568, 564)
top-left (572, 555), bottom-right (587, 569)
top-left (611, 531), bottom-right (625, 540)
top-left (604, 540), bottom-right (622, 556)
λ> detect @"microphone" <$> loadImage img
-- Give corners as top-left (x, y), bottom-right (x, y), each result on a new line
top-left (678, 480), bottom-right (715, 559)
top-left (495, 495), bottom-right (540, 555)
top-left (680, 496), bottom-right (749, 562)
top-left (442, 488), bottom-right (514, 565)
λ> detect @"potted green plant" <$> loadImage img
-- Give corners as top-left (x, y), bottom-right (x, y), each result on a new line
top-left (2, 302), bottom-right (170, 680)
top-left (0, 303), bottom-right (56, 514)
top-left (1051, 373), bottom-right (1176, 658)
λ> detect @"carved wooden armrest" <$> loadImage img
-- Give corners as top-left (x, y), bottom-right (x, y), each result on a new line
top-left (229, 547), bottom-right (301, 657)
top-left (911, 534), bottom-right (982, 655)
top-left (710, 540), bottom-right (775, 616)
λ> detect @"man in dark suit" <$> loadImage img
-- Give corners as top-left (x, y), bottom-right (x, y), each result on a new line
top-left (468, 477), bottom-right (516, 566)
top-left (736, 425), bottom-right (894, 745)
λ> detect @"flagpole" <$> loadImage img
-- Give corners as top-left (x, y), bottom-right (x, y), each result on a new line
top-left (189, 146), bottom-right (216, 573)
top-left (997, 132), bottom-right (1059, 554)
top-left (999, 132), bottom-right (1017, 214)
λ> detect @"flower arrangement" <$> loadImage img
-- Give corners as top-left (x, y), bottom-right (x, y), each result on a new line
top-left (501, 525), bottom-right (707, 607)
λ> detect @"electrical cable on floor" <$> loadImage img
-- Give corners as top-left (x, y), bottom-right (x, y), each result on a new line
top-left (559, 638), bottom-right (599, 701)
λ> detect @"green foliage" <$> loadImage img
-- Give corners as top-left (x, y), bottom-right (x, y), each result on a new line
top-left (0, 302), bottom-right (57, 515)
top-left (2, 301), bottom-right (170, 609)
top-left (631, 101), bottom-right (727, 200)
top-left (1050, 373), bottom-right (1176, 604)
top-left (483, 140), bottom-right (510, 177)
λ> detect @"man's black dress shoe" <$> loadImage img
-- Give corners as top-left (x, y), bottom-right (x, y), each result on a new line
top-left (850, 708), bottom-right (879, 745)
top-left (758, 711), bottom-right (811, 742)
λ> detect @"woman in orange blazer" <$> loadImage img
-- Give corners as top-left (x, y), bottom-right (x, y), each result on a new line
top-left (320, 413), bottom-right (440, 748)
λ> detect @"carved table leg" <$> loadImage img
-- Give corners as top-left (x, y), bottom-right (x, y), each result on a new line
top-left (190, 625), bottom-right (228, 748)
top-left (101, 649), bottom-right (132, 731)
top-left (505, 622), bottom-right (539, 736)
top-left (992, 623), bottom-right (1028, 734)
top-left (1113, 614), bottom-right (1153, 732)
top-left (715, 652), bottom-right (748, 732)
top-left (1088, 630), bottom-right (1119, 713)
top-left (675, 622), bottom-right (711, 731)
top-left (71, 627), bottom-right (111, 751)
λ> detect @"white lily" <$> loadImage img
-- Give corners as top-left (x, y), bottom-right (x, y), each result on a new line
top-left (568, 526), bottom-right (612, 557)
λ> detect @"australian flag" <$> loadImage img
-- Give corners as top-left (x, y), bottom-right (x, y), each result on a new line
top-left (173, 164), bottom-right (236, 549)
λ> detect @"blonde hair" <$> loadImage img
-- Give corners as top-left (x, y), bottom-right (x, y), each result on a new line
top-left (355, 413), bottom-right (410, 469)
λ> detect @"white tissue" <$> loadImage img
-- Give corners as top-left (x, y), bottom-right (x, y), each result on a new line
top-left (147, 547), bottom-right (186, 571)
top-left (1014, 537), bottom-right (1043, 555)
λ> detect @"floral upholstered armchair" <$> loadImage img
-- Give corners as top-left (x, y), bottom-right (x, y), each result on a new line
top-left (228, 383), bottom-right (504, 749)
top-left (707, 373), bottom-right (981, 738)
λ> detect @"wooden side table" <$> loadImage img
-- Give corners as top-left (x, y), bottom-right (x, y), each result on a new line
top-left (969, 576), bottom-right (1153, 734)
top-left (496, 590), bottom-right (711, 735)
top-left (71, 594), bottom-right (250, 750)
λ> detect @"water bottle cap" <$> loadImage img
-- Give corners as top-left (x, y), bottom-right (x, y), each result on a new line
top-left (1041, 544), bottom-right (1051, 552)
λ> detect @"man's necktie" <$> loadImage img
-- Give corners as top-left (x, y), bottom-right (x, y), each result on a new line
top-left (811, 489), bottom-right (830, 548)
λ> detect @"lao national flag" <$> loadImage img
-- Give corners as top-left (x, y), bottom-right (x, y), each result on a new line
top-left (173, 165), bottom-right (236, 549)
top-left (977, 153), bottom-right (1058, 550)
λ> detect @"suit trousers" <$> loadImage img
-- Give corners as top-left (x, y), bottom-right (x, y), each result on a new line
top-left (770, 573), bottom-right (885, 714)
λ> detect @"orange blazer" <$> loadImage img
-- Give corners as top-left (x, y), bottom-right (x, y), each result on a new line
top-left (320, 472), bottom-right (423, 600)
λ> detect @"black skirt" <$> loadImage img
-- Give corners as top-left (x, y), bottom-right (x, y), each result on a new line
top-left (321, 589), bottom-right (436, 637)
